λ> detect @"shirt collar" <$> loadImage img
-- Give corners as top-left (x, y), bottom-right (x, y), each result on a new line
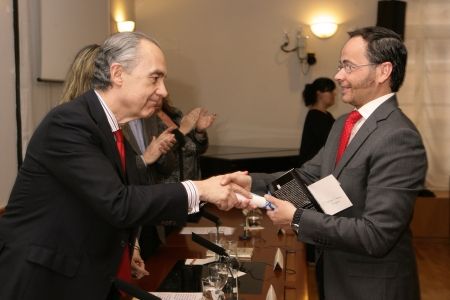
top-left (356, 93), bottom-right (395, 120)
top-left (94, 90), bottom-right (120, 132)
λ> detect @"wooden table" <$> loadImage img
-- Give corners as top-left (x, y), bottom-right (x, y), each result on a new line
top-left (133, 205), bottom-right (309, 300)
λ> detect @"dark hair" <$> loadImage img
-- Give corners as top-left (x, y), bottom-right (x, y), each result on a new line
top-left (348, 26), bottom-right (407, 92)
top-left (302, 77), bottom-right (336, 106)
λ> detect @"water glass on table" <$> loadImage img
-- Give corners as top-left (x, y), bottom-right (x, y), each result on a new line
top-left (208, 262), bottom-right (228, 292)
top-left (224, 240), bottom-right (240, 277)
top-left (201, 277), bottom-right (216, 300)
top-left (208, 228), bottom-right (225, 247)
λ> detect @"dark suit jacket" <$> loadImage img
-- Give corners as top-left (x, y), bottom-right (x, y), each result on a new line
top-left (0, 90), bottom-right (188, 300)
top-left (252, 96), bottom-right (427, 300)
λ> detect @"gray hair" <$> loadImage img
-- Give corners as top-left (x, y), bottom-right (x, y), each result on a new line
top-left (92, 32), bottom-right (160, 90)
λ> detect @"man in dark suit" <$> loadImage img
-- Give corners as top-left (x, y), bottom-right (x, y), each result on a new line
top-left (0, 32), bottom-right (251, 300)
top-left (252, 27), bottom-right (427, 299)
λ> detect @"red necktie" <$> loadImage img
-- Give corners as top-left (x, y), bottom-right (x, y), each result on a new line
top-left (335, 110), bottom-right (362, 164)
top-left (113, 129), bottom-right (132, 290)
top-left (113, 129), bottom-right (126, 173)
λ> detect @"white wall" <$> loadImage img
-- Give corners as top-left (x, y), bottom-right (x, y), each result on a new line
top-left (135, 0), bottom-right (379, 148)
top-left (19, 0), bottom-right (107, 153)
top-left (0, 0), bottom-right (17, 207)
top-left (7, 0), bottom-right (443, 206)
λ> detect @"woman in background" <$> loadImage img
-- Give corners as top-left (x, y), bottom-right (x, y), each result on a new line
top-left (155, 97), bottom-right (216, 183)
top-left (137, 97), bottom-right (216, 259)
top-left (60, 44), bottom-right (100, 103)
top-left (297, 77), bottom-right (336, 264)
top-left (298, 77), bottom-right (336, 167)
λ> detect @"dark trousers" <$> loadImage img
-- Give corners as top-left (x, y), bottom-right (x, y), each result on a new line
top-left (106, 286), bottom-right (120, 300)
top-left (306, 243), bottom-right (315, 263)
top-left (316, 256), bottom-right (325, 300)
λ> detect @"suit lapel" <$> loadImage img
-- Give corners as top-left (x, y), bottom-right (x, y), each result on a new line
top-left (122, 123), bottom-right (143, 155)
top-left (333, 96), bottom-right (399, 176)
top-left (333, 122), bottom-right (374, 176)
top-left (83, 90), bottom-right (126, 181)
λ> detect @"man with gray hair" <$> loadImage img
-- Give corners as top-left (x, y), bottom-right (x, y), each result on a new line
top-left (0, 32), bottom-right (251, 300)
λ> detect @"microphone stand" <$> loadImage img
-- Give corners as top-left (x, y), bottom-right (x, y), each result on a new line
top-left (239, 213), bottom-right (250, 240)
top-left (220, 255), bottom-right (239, 300)
top-left (200, 208), bottom-right (222, 244)
top-left (216, 222), bottom-right (220, 244)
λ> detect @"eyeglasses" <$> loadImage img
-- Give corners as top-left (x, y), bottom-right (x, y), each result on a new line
top-left (337, 62), bottom-right (377, 74)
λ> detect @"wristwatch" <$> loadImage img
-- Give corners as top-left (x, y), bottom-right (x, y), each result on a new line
top-left (290, 209), bottom-right (303, 235)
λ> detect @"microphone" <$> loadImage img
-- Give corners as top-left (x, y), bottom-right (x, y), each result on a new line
top-left (113, 278), bottom-right (161, 300)
top-left (201, 208), bottom-right (222, 226)
top-left (191, 233), bottom-right (241, 271)
top-left (199, 207), bottom-right (222, 247)
top-left (191, 232), bottom-right (229, 257)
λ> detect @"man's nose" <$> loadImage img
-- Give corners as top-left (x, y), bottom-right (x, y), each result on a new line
top-left (158, 80), bottom-right (168, 98)
top-left (334, 68), bottom-right (345, 82)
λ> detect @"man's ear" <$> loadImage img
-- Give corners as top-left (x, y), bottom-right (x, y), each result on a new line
top-left (110, 63), bottom-right (123, 86)
top-left (377, 61), bottom-right (393, 85)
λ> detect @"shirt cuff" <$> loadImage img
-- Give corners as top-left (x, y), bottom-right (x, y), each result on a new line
top-left (181, 180), bottom-right (200, 214)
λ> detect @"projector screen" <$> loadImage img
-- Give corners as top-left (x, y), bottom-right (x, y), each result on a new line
top-left (39, 0), bottom-right (109, 81)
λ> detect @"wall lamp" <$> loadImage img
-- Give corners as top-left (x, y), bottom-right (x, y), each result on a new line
top-left (117, 20), bottom-right (135, 32)
top-left (310, 21), bottom-right (338, 39)
top-left (280, 28), bottom-right (316, 74)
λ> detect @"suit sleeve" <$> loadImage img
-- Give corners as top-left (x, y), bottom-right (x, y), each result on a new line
top-left (41, 108), bottom-right (188, 229)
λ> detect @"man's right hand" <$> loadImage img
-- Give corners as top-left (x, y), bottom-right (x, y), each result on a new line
top-left (193, 171), bottom-right (252, 211)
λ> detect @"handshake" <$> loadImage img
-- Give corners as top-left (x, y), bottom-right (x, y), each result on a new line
top-left (193, 171), bottom-right (299, 230)
top-left (192, 171), bottom-right (273, 211)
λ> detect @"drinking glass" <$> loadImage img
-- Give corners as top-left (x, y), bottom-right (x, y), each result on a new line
top-left (208, 262), bottom-right (228, 292)
top-left (225, 240), bottom-right (240, 277)
top-left (225, 240), bottom-right (238, 257)
top-left (201, 277), bottom-right (216, 300)
top-left (208, 228), bottom-right (225, 247)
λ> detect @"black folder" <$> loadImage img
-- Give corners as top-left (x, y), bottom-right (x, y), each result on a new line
top-left (267, 169), bottom-right (323, 212)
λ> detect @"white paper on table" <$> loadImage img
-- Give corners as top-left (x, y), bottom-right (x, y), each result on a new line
top-left (228, 270), bottom-right (246, 278)
top-left (266, 284), bottom-right (277, 300)
top-left (205, 247), bottom-right (254, 260)
top-left (179, 226), bottom-right (235, 235)
top-left (146, 292), bottom-right (203, 300)
top-left (307, 174), bottom-right (353, 215)
top-left (184, 257), bottom-right (216, 265)
top-left (243, 225), bottom-right (264, 231)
